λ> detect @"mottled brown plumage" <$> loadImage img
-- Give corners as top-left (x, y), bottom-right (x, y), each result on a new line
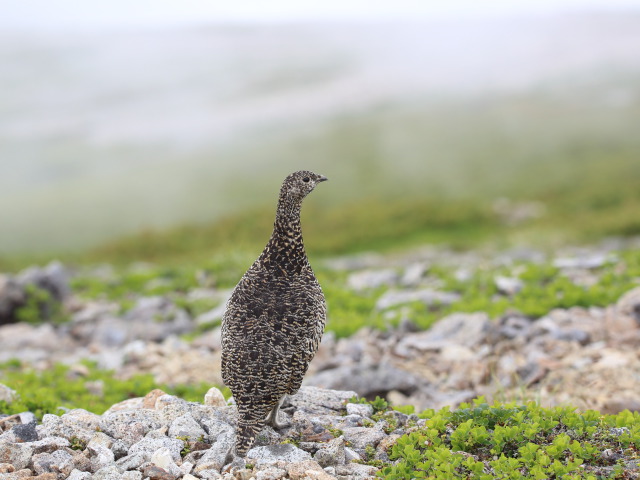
top-left (221, 170), bottom-right (328, 456)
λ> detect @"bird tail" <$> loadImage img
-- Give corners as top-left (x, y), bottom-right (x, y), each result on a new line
top-left (235, 418), bottom-right (264, 457)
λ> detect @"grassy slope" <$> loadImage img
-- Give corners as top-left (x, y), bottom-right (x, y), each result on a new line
top-left (2, 80), bottom-right (640, 268)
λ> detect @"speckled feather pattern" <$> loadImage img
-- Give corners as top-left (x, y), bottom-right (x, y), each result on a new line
top-left (221, 171), bottom-right (327, 456)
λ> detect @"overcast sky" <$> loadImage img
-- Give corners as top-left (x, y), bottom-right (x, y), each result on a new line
top-left (2, 0), bottom-right (640, 31)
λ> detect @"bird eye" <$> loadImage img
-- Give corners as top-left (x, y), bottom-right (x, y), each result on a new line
top-left (302, 177), bottom-right (310, 183)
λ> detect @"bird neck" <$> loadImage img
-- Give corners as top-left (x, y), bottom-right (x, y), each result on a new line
top-left (260, 197), bottom-right (308, 271)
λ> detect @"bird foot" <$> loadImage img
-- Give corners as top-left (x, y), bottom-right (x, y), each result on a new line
top-left (265, 405), bottom-right (291, 430)
top-left (267, 414), bottom-right (291, 430)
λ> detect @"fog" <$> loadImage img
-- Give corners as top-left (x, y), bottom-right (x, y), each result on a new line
top-left (1, 11), bottom-right (640, 252)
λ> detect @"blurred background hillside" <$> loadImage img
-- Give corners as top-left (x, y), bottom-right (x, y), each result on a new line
top-left (1, 0), bottom-right (640, 264)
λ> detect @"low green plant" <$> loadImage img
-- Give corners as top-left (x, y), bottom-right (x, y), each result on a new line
top-left (379, 398), bottom-right (640, 479)
top-left (15, 284), bottom-right (69, 325)
top-left (0, 360), bottom-right (220, 418)
top-left (69, 436), bottom-right (87, 451)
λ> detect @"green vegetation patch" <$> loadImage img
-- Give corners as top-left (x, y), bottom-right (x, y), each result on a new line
top-left (381, 398), bottom-right (640, 480)
top-left (0, 360), bottom-right (223, 419)
top-left (24, 248), bottom-right (640, 340)
top-left (322, 249), bottom-right (640, 337)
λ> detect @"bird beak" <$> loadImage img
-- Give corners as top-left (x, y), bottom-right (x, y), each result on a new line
top-left (317, 175), bottom-right (328, 183)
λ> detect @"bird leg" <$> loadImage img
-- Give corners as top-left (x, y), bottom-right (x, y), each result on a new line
top-left (265, 396), bottom-right (290, 429)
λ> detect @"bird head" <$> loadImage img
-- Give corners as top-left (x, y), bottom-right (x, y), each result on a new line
top-left (280, 170), bottom-right (328, 202)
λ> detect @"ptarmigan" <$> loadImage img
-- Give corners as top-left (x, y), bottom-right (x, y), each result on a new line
top-left (221, 170), bottom-right (328, 456)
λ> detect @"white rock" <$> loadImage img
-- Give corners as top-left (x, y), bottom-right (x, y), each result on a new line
top-left (494, 275), bottom-right (524, 295)
top-left (151, 446), bottom-right (184, 478)
top-left (347, 269), bottom-right (398, 291)
top-left (401, 263), bottom-right (427, 286)
top-left (553, 254), bottom-right (608, 269)
top-left (180, 461), bottom-right (194, 474)
top-left (204, 387), bottom-right (227, 407)
top-left (345, 403), bottom-right (374, 417)
top-left (151, 446), bottom-right (176, 469)
top-left (344, 447), bottom-right (361, 462)
top-left (0, 383), bottom-right (17, 404)
top-left (376, 288), bottom-right (460, 310)
top-left (87, 432), bottom-right (116, 471)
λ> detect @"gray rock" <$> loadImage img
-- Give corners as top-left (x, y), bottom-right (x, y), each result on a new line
top-left (123, 296), bottom-right (192, 342)
top-left (38, 413), bottom-right (94, 443)
top-left (110, 439), bottom-right (129, 459)
top-left (0, 384), bottom-right (16, 404)
top-left (61, 409), bottom-right (103, 433)
top-left (0, 274), bottom-right (26, 325)
top-left (306, 363), bottom-right (421, 398)
top-left (115, 452), bottom-right (147, 471)
top-left (197, 470), bottom-right (224, 480)
top-left (335, 414), bottom-right (367, 428)
top-left (285, 387), bottom-right (357, 415)
top-left (345, 403), bottom-right (374, 418)
top-left (68, 470), bottom-right (93, 480)
top-left (9, 422), bottom-right (38, 443)
top-left (335, 462), bottom-right (379, 478)
top-left (19, 412), bottom-right (37, 424)
top-left (29, 436), bottom-right (70, 454)
top-left (151, 447), bottom-right (184, 478)
top-left (99, 409), bottom-right (163, 446)
top-left (246, 444), bottom-right (312, 465)
top-left (32, 449), bottom-right (75, 476)
top-left (496, 315), bottom-right (531, 340)
top-left (199, 417), bottom-right (234, 444)
top-left (93, 465), bottom-right (123, 480)
top-left (344, 446), bottom-right (361, 462)
top-left (168, 413), bottom-right (207, 442)
top-left (87, 432), bottom-right (116, 472)
top-left (129, 436), bottom-right (184, 463)
top-left (342, 426), bottom-right (387, 449)
top-left (0, 441), bottom-right (33, 469)
top-left (142, 464), bottom-right (179, 480)
top-left (553, 254), bottom-right (608, 270)
top-left (17, 260), bottom-right (71, 301)
top-left (122, 472), bottom-right (144, 480)
top-left (254, 465), bottom-right (287, 480)
top-left (494, 276), bottom-right (524, 295)
top-left (395, 312), bottom-right (491, 352)
top-left (552, 328), bottom-right (590, 345)
top-left (376, 288), bottom-right (460, 310)
top-left (87, 431), bottom-right (114, 449)
top-left (254, 426), bottom-right (281, 448)
top-left (347, 269), bottom-right (399, 291)
top-left (401, 263), bottom-right (428, 287)
top-left (313, 436), bottom-right (346, 467)
top-left (195, 431), bottom-right (234, 471)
